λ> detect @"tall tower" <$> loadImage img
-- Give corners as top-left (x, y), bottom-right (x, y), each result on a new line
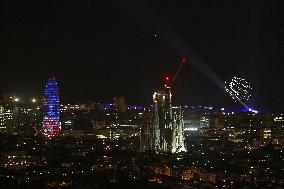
top-left (140, 59), bottom-right (187, 153)
top-left (140, 108), bottom-right (155, 151)
top-left (153, 89), bottom-right (172, 151)
top-left (151, 76), bottom-right (186, 152)
top-left (42, 77), bottom-right (60, 138)
top-left (171, 106), bottom-right (186, 152)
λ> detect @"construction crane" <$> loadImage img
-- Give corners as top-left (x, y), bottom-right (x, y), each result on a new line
top-left (163, 58), bottom-right (187, 90)
top-left (161, 58), bottom-right (187, 153)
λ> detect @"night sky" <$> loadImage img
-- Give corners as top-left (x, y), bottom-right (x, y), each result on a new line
top-left (1, 0), bottom-right (283, 110)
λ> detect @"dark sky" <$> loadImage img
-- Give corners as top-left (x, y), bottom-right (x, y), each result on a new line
top-left (1, 0), bottom-right (283, 110)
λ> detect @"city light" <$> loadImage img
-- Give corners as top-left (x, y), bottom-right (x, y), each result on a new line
top-left (184, 127), bottom-right (198, 131)
top-left (0, 1), bottom-right (282, 188)
top-left (248, 108), bottom-right (258, 114)
top-left (42, 77), bottom-right (60, 138)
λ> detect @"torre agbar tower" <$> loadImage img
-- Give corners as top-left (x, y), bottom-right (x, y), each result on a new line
top-left (42, 77), bottom-right (60, 137)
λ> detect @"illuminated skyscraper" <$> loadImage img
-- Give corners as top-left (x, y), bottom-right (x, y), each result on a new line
top-left (152, 90), bottom-right (186, 152)
top-left (152, 89), bottom-right (172, 151)
top-left (0, 106), bottom-right (5, 133)
top-left (140, 109), bottom-right (154, 151)
top-left (171, 106), bottom-right (186, 152)
top-left (42, 77), bottom-right (60, 137)
top-left (141, 75), bottom-right (186, 153)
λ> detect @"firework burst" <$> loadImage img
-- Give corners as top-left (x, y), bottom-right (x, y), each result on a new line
top-left (225, 77), bottom-right (252, 102)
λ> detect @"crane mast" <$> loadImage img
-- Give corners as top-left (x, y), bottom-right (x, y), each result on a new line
top-left (152, 58), bottom-right (187, 152)
top-left (164, 58), bottom-right (187, 91)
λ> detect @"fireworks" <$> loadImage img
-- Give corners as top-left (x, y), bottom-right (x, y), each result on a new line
top-left (225, 77), bottom-right (252, 102)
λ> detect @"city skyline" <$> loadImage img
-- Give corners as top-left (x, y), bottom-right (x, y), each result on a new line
top-left (1, 1), bottom-right (284, 188)
top-left (0, 75), bottom-right (281, 113)
top-left (1, 0), bottom-right (283, 111)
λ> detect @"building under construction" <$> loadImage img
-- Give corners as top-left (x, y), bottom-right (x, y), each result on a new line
top-left (141, 60), bottom-right (186, 153)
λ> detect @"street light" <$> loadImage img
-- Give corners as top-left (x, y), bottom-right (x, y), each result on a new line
top-left (14, 98), bottom-right (19, 102)
top-left (32, 98), bottom-right (36, 103)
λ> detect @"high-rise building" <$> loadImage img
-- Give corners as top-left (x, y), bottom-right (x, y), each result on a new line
top-left (171, 106), bottom-right (186, 152)
top-left (1, 93), bottom-right (17, 105)
top-left (140, 109), bottom-right (154, 151)
top-left (152, 89), bottom-right (172, 151)
top-left (152, 89), bottom-right (185, 152)
top-left (3, 107), bottom-right (14, 134)
top-left (141, 77), bottom-right (186, 153)
top-left (0, 105), bottom-right (5, 133)
top-left (0, 97), bottom-right (41, 136)
top-left (42, 77), bottom-right (60, 138)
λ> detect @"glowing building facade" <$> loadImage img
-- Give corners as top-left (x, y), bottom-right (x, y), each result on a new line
top-left (0, 106), bottom-right (5, 133)
top-left (152, 89), bottom-right (172, 151)
top-left (152, 89), bottom-right (186, 152)
top-left (42, 77), bottom-right (60, 137)
top-left (141, 86), bottom-right (186, 152)
top-left (140, 109), bottom-right (154, 151)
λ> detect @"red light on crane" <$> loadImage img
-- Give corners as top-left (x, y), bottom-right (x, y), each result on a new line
top-left (164, 75), bottom-right (171, 81)
top-left (181, 58), bottom-right (187, 64)
top-left (164, 75), bottom-right (172, 88)
top-left (161, 58), bottom-right (187, 90)
top-left (164, 75), bottom-right (171, 89)
top-left (164, 75), bottom-right (172, 83)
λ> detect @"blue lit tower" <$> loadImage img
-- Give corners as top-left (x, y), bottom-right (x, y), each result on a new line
top-left (42, 77), bottom-right (60, 137)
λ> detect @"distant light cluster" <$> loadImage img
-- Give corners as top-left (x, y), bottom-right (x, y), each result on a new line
top-left (225, 77), bottom-right (252, 102)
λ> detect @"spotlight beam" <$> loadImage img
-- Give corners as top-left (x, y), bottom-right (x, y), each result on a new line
top-left (118, 1), bottom-right (252, 110)
top-left (171, 58), bottom-right (187, 88)
top-left (118, 1), bottom-right (224, 88)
